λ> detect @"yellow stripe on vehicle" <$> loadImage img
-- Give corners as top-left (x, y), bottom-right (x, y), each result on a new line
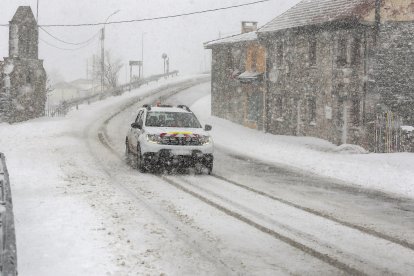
top-left (167, 131), bottom-right (193, 135)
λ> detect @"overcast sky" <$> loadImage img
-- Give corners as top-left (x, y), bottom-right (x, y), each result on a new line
top-left (0, 0), bottom-right (300, 83)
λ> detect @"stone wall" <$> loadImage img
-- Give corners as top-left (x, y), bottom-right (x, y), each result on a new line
top-left (262, 24), bottom-right (377, 146)
top-left (369, 22), bottom-right (414, 125)
top-left (0, 58), bottom-right (46, 123)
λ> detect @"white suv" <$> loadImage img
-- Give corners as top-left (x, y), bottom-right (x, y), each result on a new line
top-left (125, 104), bottom-right (214, 174)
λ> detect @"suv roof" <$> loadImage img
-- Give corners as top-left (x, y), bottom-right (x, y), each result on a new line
top-left (142, 104), bottom-right (192, 113)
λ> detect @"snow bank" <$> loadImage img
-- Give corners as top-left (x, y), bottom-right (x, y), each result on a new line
top-left (191, 95), bottom-right (414, 199)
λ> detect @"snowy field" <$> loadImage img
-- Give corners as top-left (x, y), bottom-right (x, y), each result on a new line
top-left (0, 76), bottom-right (413, 275)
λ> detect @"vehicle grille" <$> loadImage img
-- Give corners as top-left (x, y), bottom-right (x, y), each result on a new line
top-left (161, 136), bottom-right (201, 146)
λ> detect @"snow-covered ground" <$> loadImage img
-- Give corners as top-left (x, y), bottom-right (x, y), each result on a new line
top-left (191, 92), bottom-right (414, 199)
top-left (0, 76), bottom-right (413, 275)
top-left (0, 75), bottom-right (207, 275)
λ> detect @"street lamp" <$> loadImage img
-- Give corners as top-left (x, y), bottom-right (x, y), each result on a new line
top-left (162, 53), bottom-right (168, 74)
top-left (101, 10), bottom-right (120, 93)
top-left (141, 32), bottom-right (146, 78)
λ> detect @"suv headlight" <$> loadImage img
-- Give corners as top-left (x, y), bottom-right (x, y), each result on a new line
top-left (146, 134), bottom-right (162, 144)
top-left (200, 135), bottom-right (211, 145)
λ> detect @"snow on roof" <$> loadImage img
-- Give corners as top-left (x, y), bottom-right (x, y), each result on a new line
top-left (204, 31), bottom-right (257, 48)
top-left (147, 106), bottom-right (191, 113)
top-left (259, 0), bottom-right (375, 33)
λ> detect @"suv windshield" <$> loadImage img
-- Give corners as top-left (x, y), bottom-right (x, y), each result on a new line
top-left (145, 111), bottom-right (202, 128)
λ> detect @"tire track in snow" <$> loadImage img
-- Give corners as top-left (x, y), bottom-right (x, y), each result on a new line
top-left (96, 80), bottom-right (414, 275)
top-left (91, 78), bottom-right (241, 274)
top-left (161, 175), bottom-right (367, 276)
top-left (172, 175), bottom-right (414, 275)
top-left (95, 100), bottom-right (365, 274)
top-left (211, 173), bottom-right (414, 251)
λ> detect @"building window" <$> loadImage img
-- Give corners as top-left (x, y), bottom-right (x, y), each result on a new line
top-left (337, 37), bottom-right (348, 66)
top-left (276, 95), bottom-right (284, 118)
top-left (351, 97), bottom-right (360, 126)
top-left (226, 48), bottom-right (233, 69)
top-left (336, 98), bottom-right (344, 127)
top-left (232, 48), bottom-right (243, 70)
top-left (26, 74), bottom-right (32, 85)
top-left (276, 40), bottom-right (284, 67)
top-left (247, 92), bottom-right (260, 121)
top-left (308, 96), bottom-right (316, 123)
top-left (251, 48), bottom-right (258, 71)
top-left (309, 36), bottom-right (317, 66)
top-left (351, 36), bottom-right (361, 65)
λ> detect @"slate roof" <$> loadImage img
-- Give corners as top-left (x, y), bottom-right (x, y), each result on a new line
top-left (259, 0), bottom-right (375, 33)
top-left (204, 31), bottom-right (257, 48)
top-left (10, 6), bottom-right (36, 24)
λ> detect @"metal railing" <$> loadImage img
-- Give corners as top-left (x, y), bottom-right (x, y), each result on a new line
top-left (45, 71), bottom-right (180, 117)
top-left (372, 111), bottom-right (414, 153)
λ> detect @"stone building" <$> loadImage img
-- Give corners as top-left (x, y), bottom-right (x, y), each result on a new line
top-left (205, 0), bottom-right (413, 150)
top-left (205, 22), bottom-right (267, 130)
top-left (258, 0), bottom-right (414, 149)
top-left (0, 6), bottom-right (46, 123)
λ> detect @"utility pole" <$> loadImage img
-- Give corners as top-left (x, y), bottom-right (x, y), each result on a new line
top-left (36, 0), bottom-right (39, 22)
top-left (130, 63), bottom-right (132, 83)
top-left (141, 33), bottom-right (145, 78)
top-left (125, 64), bottom-right (128, 84)
top-left (100, 28), bottom-right (105, 93)
top-left (100, 10), bottom-right (120, 94)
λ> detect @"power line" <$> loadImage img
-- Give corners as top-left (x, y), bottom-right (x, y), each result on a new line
top-left (39, 36), bottom-right (98, 51)
top-left (0, 0), bottom-right (270, 28)
top-left (39, 26), bottom-right (100, 45)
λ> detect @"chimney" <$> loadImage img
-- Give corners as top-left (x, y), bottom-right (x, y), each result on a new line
top-left (241, 21), bottom-right (258, 34)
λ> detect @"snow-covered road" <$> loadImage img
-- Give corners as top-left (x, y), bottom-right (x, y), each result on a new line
top-left (1, 76), bottom-right (414, 275)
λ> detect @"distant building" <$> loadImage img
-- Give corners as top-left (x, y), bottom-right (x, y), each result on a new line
top-left (47, 82), bottom-right (78, 107)
top-left (0, 6), bottom-right (46, 123)
top-left (205, 0), bottom-right (414, 151)
top-left (47, 79), bottom-right (98, 108)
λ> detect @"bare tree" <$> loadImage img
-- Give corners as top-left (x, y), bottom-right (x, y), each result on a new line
top-left (90, 51), bottom-right (122, 89)
top-left (45, 75), bottom-right (54, 96)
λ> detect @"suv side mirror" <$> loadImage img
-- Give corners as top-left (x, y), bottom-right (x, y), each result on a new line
top-left (204, 124), bottom-right (212, 131)
top-left (131, 122), bottom-right (142, 129)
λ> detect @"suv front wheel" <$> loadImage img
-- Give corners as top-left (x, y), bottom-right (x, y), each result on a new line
top-left (207, 162), bottom-right (213, 175)
top-left (136, 143), bottom-right (148, 173)
top-left (125, 138), bottom-right (133, 165)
